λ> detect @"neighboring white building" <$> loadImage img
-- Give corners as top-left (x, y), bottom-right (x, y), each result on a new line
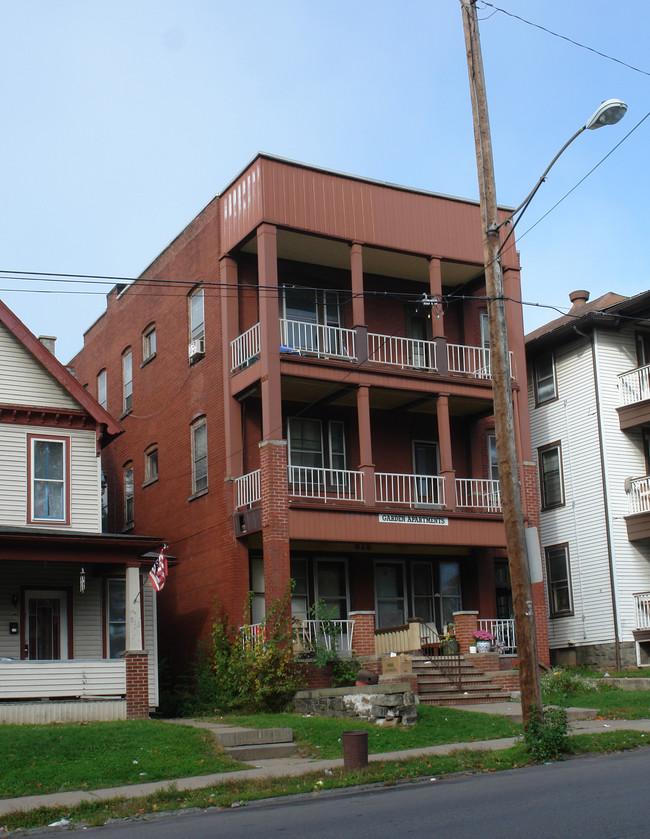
top-left (0, 299), bottom-right (162, 722)
top-left (526, 289), bottom-right (650, 669)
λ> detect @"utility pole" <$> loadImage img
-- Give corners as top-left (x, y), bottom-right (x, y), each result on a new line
top-left (460, 0), bottom-right (542, 726)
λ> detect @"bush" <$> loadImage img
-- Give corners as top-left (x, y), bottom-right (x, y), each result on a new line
top-left (541, 667), bottom-right (598, 705)
top-left (330, 657), bottom-right (363, 688)
top-left (523, 705), bottom-right (569, 763)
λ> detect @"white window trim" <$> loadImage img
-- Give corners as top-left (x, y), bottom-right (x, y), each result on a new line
top-left (142, 324), bottom-right (156, 363)
top-left (28, 434), bottom-right (70, 525)
top-left (189, 288), bottom-right (205, 344)
top-left (124, 463), bottom-right (134, 526)
top-left (191, 418), bottom-right (208, 494)
top-left (122, 349), bottom-right (133, 414)
top-left (97, 369), bottom-right (107, 410)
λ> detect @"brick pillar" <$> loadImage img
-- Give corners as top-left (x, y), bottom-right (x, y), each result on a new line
top-left (437, 394), bottom-right (456, 510)
top-left (122, 650), bottom-right (149, 719)
top-left (429, 257), bottom-right (445, 339)
top-left (453, 611), bottom-right (478, 655)
top-left (350, 611), bottom-right (376, 658)
top-left (357, 385), bottom-right (375, 505)
top-left (260, 440), bottom-right (291, 611)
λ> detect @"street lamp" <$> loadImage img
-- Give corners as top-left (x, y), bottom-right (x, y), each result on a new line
top-left (460, 0), bottom-right (627, 727)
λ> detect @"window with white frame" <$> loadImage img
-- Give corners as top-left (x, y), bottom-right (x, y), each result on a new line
top-left (487, 433), bottom-right (499, 481)
top-left (122, 349), bottom-right (133, 413)
top-left (97, 369), bottom-right (107, 409)
top-left (106, 578), bottom-right (126, 658)
top-left (142, 323), bottom-right (156, 362)
top-left (144, 446), bottom-right (158, 484)
top-left (545, 544), bottom-right (573, 617)
top-left (287, 418), bottom-right (346, 471)
top-left (191, 417), bottom-right (208, 494)
top-left (124, 462), bottom-right (134, 526)
top-left (189, 287), bottom-right (205, 343)
top-left (281, 286), bottom-right (343, 354)
top-left (480, 310), bottom-right (490, 349)
top-left (28, 435), bottom-right (69, 524)
top-left (539, 442), bottom-right (564, 509)
top-left (534, 353), bottom-right (557, 405)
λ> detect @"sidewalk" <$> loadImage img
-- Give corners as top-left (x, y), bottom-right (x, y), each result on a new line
top-left (2, 710), bottom-right (650, 817)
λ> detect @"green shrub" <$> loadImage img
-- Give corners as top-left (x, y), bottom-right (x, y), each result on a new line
top-left (523, 705), bottom-right (569, 762)
top-left (330, 657), bottom-right (363, 688)
top-left (541, 667), bottom-right (598, 705)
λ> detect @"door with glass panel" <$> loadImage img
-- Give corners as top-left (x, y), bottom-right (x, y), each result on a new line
top-left (314, 559), bottom-right (349, 655)
top-left (24, 590), bottom-right (68, 660)
top-left (375, 562), bottom-right (406, 629)
top-left (438, 561), bottom-right (462, 631)
top-left (408, 315), bottom-right (431, 369)
top-left (412, 441), bottom-right (440, 506)
top-left (281, 287), bottom-right (343, 356)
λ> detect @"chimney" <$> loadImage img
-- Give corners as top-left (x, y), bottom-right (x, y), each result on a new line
top-left (38, 335), bottom-right (57, 355)
top-left (569, 290), bottom-right (589, 312)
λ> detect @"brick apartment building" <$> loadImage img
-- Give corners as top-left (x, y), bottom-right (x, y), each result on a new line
top-left (70, 154), bottom-right (550, 676)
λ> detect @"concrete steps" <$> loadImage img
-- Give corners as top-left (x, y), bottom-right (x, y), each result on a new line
top-left (412, 655), bottom-right (510, 706)
top-left (209, 724), bottom-right (298, 761)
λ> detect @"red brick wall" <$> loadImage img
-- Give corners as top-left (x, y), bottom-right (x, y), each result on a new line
top-left (123, 651), bottom-right (150, 719)
top-left (454, 611), bottom-right (478, 654)
top-left (349, 611), bottom-right (376, 658)
top-left (260, 441), bottom-right (291, 609)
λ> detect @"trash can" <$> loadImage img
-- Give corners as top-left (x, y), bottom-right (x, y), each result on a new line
top-left (342, 730), bottom-right (368, 770)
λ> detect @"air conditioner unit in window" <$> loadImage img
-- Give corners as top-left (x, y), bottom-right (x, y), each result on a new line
top-left (188, 339), bottom-right (205, 362)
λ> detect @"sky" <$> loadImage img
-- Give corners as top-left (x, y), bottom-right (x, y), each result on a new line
top-left (1, 1), bottom-right (648, 363)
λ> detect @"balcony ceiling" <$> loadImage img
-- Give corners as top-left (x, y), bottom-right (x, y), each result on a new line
top-left (240, 229), bottom-right (479, 288)
top-left (280, 377), bottom-right (493, 418)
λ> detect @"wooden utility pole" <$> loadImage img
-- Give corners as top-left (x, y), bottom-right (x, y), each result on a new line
top-left (460, 0), bottom-right (542, 726)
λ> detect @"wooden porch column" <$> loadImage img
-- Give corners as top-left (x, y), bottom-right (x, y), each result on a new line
top-left (436, 393), bottom-right (456, 511)
top-left (125, 565), bottom-right (143, 651)
top-left (351, 242), bottom-right (368, 364)
top-left (258, 224), bottom-right (283, 440)
top-left (357, 384), bottom-right (375, 505)
top-left (220, 255), bottom-right (243, 479)
top-left (429, 257), bottom-right (447, 375)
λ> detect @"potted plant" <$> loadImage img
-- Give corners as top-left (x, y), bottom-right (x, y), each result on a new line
top-left (472, 629), bottom-right (495, 653)
top-left (441, 624), bottom-right (460, 655)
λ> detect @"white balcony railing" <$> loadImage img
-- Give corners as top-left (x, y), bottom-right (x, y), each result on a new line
top-left (368, 333), bottom-right (437, 372)
top-left (240, 623), bottom-right (266, 650)
top-left (478, 618), bottom-right (516, 654)
top-left (235, 469), bottom-right (261, 510)
top-left (455, 478), bottom-right (501, 512)
top-left (619, 365), bottom-right (650, 407)
top-left (447, 344), bottom-right (513, 379)
top-left (634, 592), bottom-right (650, 630)
top-left (279, 319), bottom-right (356, 362)
top-left (627, 476), bottom-right (650, 515)
top-left (294, 619), bottom-right (355, 657)
top-left (288, 466), bottom-right (364, 503)
top-left (375, 472), bottom-right (446, 508)
top-left (231, 322), bottom-right (260, 371)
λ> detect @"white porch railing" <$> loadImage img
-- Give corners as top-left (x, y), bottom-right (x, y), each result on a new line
top-left (634, 592), bottom-right (650, 630)
top-left (235, 469), bottom-right (261, 510)
top-left (375, 472), bottom-right (446, 508)
top-left (368, 333), bottom-right (437, 372)
top-left (288, 465), bottom-right (364, 503)
top-left (0, 660), bottom-right (126, 700)
top-left (231, 322), bottom-right (260, 371)
top-left (478, 618), bottom-right (516, 654)
top-left (294, 619), bottom-right (355, 657)
top-left (240, 623), bottom-right (266, 650)
top-left (627, 476), bottom-right (650, 515)
top-left (455, 478), bottom-right (501, 512)
top-left (280, 319), bottom-right (356, 361)
top-left (619, 365), bottom-right (650, 407)
top-left (447, 344), bottom-right (513, 379)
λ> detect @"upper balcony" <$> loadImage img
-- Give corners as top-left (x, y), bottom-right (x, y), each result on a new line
top-left (231, 320), bottom-right (512, 382)
top-left (618, 364), bottom-right (650, 430)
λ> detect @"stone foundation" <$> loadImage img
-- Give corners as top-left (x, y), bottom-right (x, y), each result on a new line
top-left (293, 681), bottom-right (417, 725)
top-left (551, 641), bottom-right (642, 670)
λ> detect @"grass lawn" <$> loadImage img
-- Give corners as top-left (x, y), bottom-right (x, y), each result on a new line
top-left (221, 704), bottom-right (522, 759)
top-left (553, 689), bottom-right (650, 720)
top-left (0, 720), bottom-right (244, 799)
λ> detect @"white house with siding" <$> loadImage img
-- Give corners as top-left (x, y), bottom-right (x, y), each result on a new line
top-left (527, 289), bottom-right (650, 670)
top-left (0, 299), bottom-right (162, 722)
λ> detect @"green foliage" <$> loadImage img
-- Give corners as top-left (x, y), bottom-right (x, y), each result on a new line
top-left (181, 586), bottom-right (304, 715)
top-left (306, 599), bottom-right (343, 667)
top-left (541, 667), bottom-right (599, 705)
top-left (330, 656), bottom-right (363, 688)
top-left (523, 705), bottom-right (569, 762)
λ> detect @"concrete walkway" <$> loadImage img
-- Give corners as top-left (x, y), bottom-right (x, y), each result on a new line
top-left (2, 709), bottom-right (650, 817)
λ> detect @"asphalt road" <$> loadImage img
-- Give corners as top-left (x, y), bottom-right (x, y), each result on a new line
top-left (47, 748), bottom-right (650, 839)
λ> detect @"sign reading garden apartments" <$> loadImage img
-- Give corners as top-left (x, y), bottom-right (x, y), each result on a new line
top-left (379, 513), bottom-right (449, 526)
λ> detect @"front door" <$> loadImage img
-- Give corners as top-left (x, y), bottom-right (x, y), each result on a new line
top-left (412, 441), bottom-right (440, 505)
top-left (24, 590), bottom-right (68, 660)
top-left (375, 562), bottom-right (406, 628)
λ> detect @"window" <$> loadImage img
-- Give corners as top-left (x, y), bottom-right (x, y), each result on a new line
top-left (545, 544), bottom-right (573, 617)
top-left (480, 310), bottom-right (490, 348)
top-left (534, 353), bottom-right (556, 405)
top-left (28, 435), bottom-right (69, 524)
top-left (189, 288), bottom-right (205, 343)
top-left (144, 446), bottom-right (158, 484)
top-left (487, 433), bottom-right (499, 481)
top-left (142, 324), bottom-right (156, 362)
top-left (97, 369), bottom-right (107, 409)
top-left (539, 443), bottom-right (564, 509)
top-left (288, 418), bottom-right (323, 468)
top-left (191, 418), bottom-right (208, 494)
top-left (107, 578), bottom-right (126, 658)
top-left (124, 463), bottom-right (134, 526)
top-left (122, 349), bottom-right (133, 413)
top-left (281, 286), bottom-right (343, 354)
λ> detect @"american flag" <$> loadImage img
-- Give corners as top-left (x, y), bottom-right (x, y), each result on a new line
top-left (149, 546), bottom-right (168, 592)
